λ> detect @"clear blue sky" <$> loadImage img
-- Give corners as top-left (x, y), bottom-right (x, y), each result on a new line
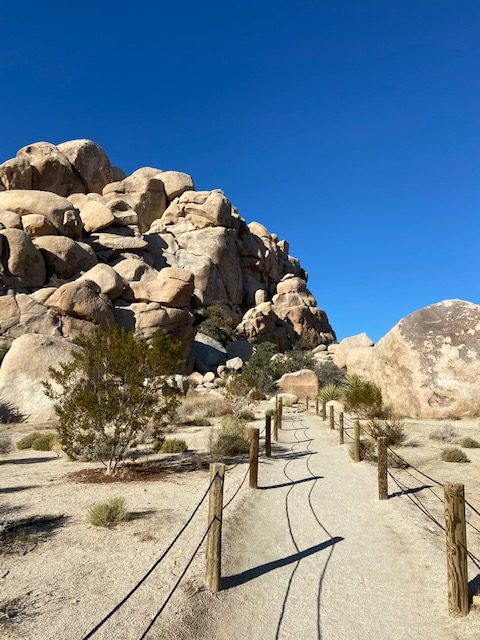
top-left (1, 1), bottom-right (479, 341)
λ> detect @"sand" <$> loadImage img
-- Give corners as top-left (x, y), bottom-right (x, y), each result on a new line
top-left (1, 408), bottom-right (480, 639)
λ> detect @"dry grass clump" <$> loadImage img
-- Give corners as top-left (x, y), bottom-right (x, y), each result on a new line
top-left (441, 447), bottom-right (470, 463)
top-left (179, 391), bottom-right (231, 424)
top-left (17, 432), bottom-right (43, 450)
top-left (238, 409), bottom-right (255, 421)
top-left (87, 497), bottom-right (128, 527)
top-left (161, 438), bottom-right (188, 453)
top-left (367, 418), bottom-right (407, 447)
top-left (457, 436), bottom-right (480, 449)
top-left (0, 436), bottom-right (12, 454)
top-left (210, 416), bottom-right (250, 460)
top-left (348, 438), bottom-right (376, 462)
top-left (31, 433), bottom-right (58, 451)
top-left (429, 424), bottom-right (458, 443)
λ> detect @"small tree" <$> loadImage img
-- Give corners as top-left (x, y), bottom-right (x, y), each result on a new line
top-left (43, 326), bottom-right (183, 475)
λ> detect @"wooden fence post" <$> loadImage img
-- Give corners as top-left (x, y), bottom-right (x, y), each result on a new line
top-left (273, 408), bottom-right (279, 442)
top-left (278, 397), bottom-right (283, 430)
top-left (339, 412), bottom-right (344, 444)
top-left (321, 400), bottom-right (326, 421)
top-left (444, 483), bottom-right (469, 617)
top-left (329, 405), bottom-right (335, 430)
top-left (315, 396), bottom-right (319, 416)
top-left (377, 436), bottom-right (388, 500)
top-left (205, 463), bottom-right (225, 592)
top-left (305, 396), bottom-right (309, 411)
top-left (265, 412), bottom-right (272, 458)
top-left (353, 419), bottom-right (361, 463)
top-left (248, 427), bottom-right (259, 489)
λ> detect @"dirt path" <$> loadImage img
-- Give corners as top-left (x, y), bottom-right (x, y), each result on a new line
top-left (157, 409), bottom-right (480, 640)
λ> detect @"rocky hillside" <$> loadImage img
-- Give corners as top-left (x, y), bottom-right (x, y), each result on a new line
top-left (0, 139), bottom-right (335, 373)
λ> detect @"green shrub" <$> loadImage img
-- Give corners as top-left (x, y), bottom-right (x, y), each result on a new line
top-left (318, 383), bottom-right (342, 403)
top-left (183, 417), bottom-right (212, 426)
top-left (16, 432), bottom-right (43, 450)
top-left (161, 438), bottom-right (188, 453)
top-left (210, 416), bottom-right (250, 460)
top-left (31, 433), bottom-right (58, 451)
top-left (198, 305), bottom-right (235, 347)
top-left (342, 375), bottom-right (383, 418)
top-left (87, 497), bottom-right (128, 527)
top-left (238, 409), bottom-right (255, 421)
top-left (367, 418), bottom-right (407, 447)
top-left (348, 438), bottom-right (376, 462)
top-left (0, 436), bottom-right (12, 454)
top-left (458, 436), bottom-right (480, 449)
top-left (315, 360), bottom-right (346, 386)
top-left (441, 447), bottom-right (470, 463)
top-left (429, 425), bottom-right (458, 443)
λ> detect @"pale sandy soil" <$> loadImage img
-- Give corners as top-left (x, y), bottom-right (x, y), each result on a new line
top-left (1, 408), bottom-right (480, 639)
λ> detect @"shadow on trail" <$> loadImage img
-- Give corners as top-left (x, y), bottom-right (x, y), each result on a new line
top-left (222, 537), bottom-right (343, 590)
top-left (259, 476), bottom-right (323, 490)
top-left (389, 484), bottom-right (433, 499)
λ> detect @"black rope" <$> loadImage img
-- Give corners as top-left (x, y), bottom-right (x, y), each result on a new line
top-left (138, 519), bottom-right (214, 639)
top-left (81, 474), bottom-right (218, 639)
top-left (223, 460), bottom-right (252, 510)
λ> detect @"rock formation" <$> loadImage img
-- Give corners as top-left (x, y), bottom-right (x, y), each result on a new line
top-left (0, 139), bottom-right (335, 390)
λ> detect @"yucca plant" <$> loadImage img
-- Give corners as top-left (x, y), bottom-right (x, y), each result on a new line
top-left (318, 383), bottom-right (342, 403)
top-left (342, 375), bottom-right (383, 418)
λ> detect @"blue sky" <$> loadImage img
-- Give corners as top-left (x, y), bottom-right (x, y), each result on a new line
top-left (1, 1), bottom-right (479, 341)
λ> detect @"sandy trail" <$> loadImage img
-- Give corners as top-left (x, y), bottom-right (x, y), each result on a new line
top-left (157, 408), bottom-right (480, 640)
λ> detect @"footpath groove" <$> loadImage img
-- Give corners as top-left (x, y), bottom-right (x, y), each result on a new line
top-left (161, 409), bottom-right (480, 640)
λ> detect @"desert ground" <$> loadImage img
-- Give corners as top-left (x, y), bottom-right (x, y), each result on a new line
top-left (1, 404), bottom-right (480, 639)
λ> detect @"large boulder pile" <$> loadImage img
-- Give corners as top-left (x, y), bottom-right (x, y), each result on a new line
top-left (0, 139), bottom-right (335, 386)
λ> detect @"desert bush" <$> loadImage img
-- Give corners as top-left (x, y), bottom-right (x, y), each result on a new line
top-left (44, 326), bottom-right (183, 475)
top-left (315, 360), bottom-right (346, 386)
top-left (318, 383), bottom-right (342, 403)
top-left (238, 409), bottom-right (255, 421)
top-left (348, 438), bottom-right (376, 462)
top-left (0, 398), bottom-right (24, 424)
top-left (429, 424), bottom-right (458, 443)
top-left (30, 433), bottom-right (58, 451)
top-left (161, 438), bottom-right (188, 453)
top-left (198, 305), bottom-right (235, 347)
top-left (0, 436), bottom-right (12, 454)
top-left (16, 432), bottom-right (43, 450)
top-left (342, 375), bottom-right (383, 418)
top-left (458, 436), bottom-right (480, 449)
top-left (87, 497), bottom-right (128, 527)
top-left (183, 417), bottom-right (212, 426)
top-left (441, 447), bottom-right (470, 463)
top-left (210, 416), bottom-right (250, 460)
top-left (366, 418), bottom-right (407, 447)
top-left (179, 392), bottom-right (230, 423)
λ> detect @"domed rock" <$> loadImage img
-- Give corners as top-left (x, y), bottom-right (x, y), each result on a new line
top-left (157, 171), bottom-right (194, 200)
top-left (0, 333), bottom-right (81, 422)
top-left (0, 157), bottom-right (34, 190)
top-left (77, 264), bottom-right (125, 300)
top-left (45, 280), bottom-right (114, 329)
top-left (33, 235), bottom-right (97, 279)
top-left (371, 300), bottom-right (480, 418)
top-left (57, 139), bottom-right (120, 194)
top-left (0, 228), bottom-right (46, 288)
top-left (21, 214), bottom-right (58, 237)
top-left (0, 190), bottom-right (77, 235)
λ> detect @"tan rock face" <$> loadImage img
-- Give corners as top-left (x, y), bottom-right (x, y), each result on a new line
top-left (78, 200), bottom-right (115, 233)
top-left (371, 300), bottom-right (480, 418)
top-left (103, 167), bottom-right (167, 232)
top-left (0, 211), bottom-right (22, 229)
top-left (0, 157), bottom-right (33, 190)
top-left (21, 214), bottom-right (57, 237)
top-left (112, 258), bottom-right (158, 284)
top-left (17, 142), bottom-right (86, 196)
top-left (332, 332), bottom-right (375, 369)
top-left (0, 333), bottom-right (81, 422)
top-left (0, 294), bottom-right (60, 338)
top-left (276, 369), bottom-right (319, 399)
top-left (45, 280), bottom-right (114, 329)
top-left (0, 190), bottom-right (76, 234)
top-left (157, 171), bottom-right (194, 200)
top-left (78, 264), bottom-right (125, 300)
top-left (0, 229), bottom-right (46, 288)
top-left (127, 267), bottom-right (194, 307)
top-left (33, 235), bottom-right (97, 279)
top-left (57, 139), bottom-right (119, 194)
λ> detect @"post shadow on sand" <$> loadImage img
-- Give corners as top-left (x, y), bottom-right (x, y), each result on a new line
top-left (0, 485), bottom-right (39, 494)
top-left (259, 476), bottom-right (323, 490)
top-left (469, 573), bottom-right (480, 602)
top-left (0, 456), bottom-right (55, 465)
top-left (221, 536), bottom-right (343, 590)
top-left (389, 484), bottom-right (433, 499)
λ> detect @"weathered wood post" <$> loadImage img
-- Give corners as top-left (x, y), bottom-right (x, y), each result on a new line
top-left (329, 405), bottom-right (334, 430)
top-left (278, 397), bottom-right (283, 430)
top-left (444, 483), bottom-right (469, 617)
top-left (353, 419), bottom-right (361, 463)
top-left (273, 407), bottom-right (279, 442)
top-left (321, 400), bottom-right (326, 421)
top-left (315, 396), bottom-right (319, 416)
top-left (205, 463), bottom-right (225, 592)
top-left (377, 437), bottom-right (388, 500)
top-left (248, 427), bottom-right (259, 489)
top-left (339, 412), bottom-right (344, 445)
top-left (265, 412), bottom-right (272, 458)
top-left (305, 396), bottom-right (309, 411)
